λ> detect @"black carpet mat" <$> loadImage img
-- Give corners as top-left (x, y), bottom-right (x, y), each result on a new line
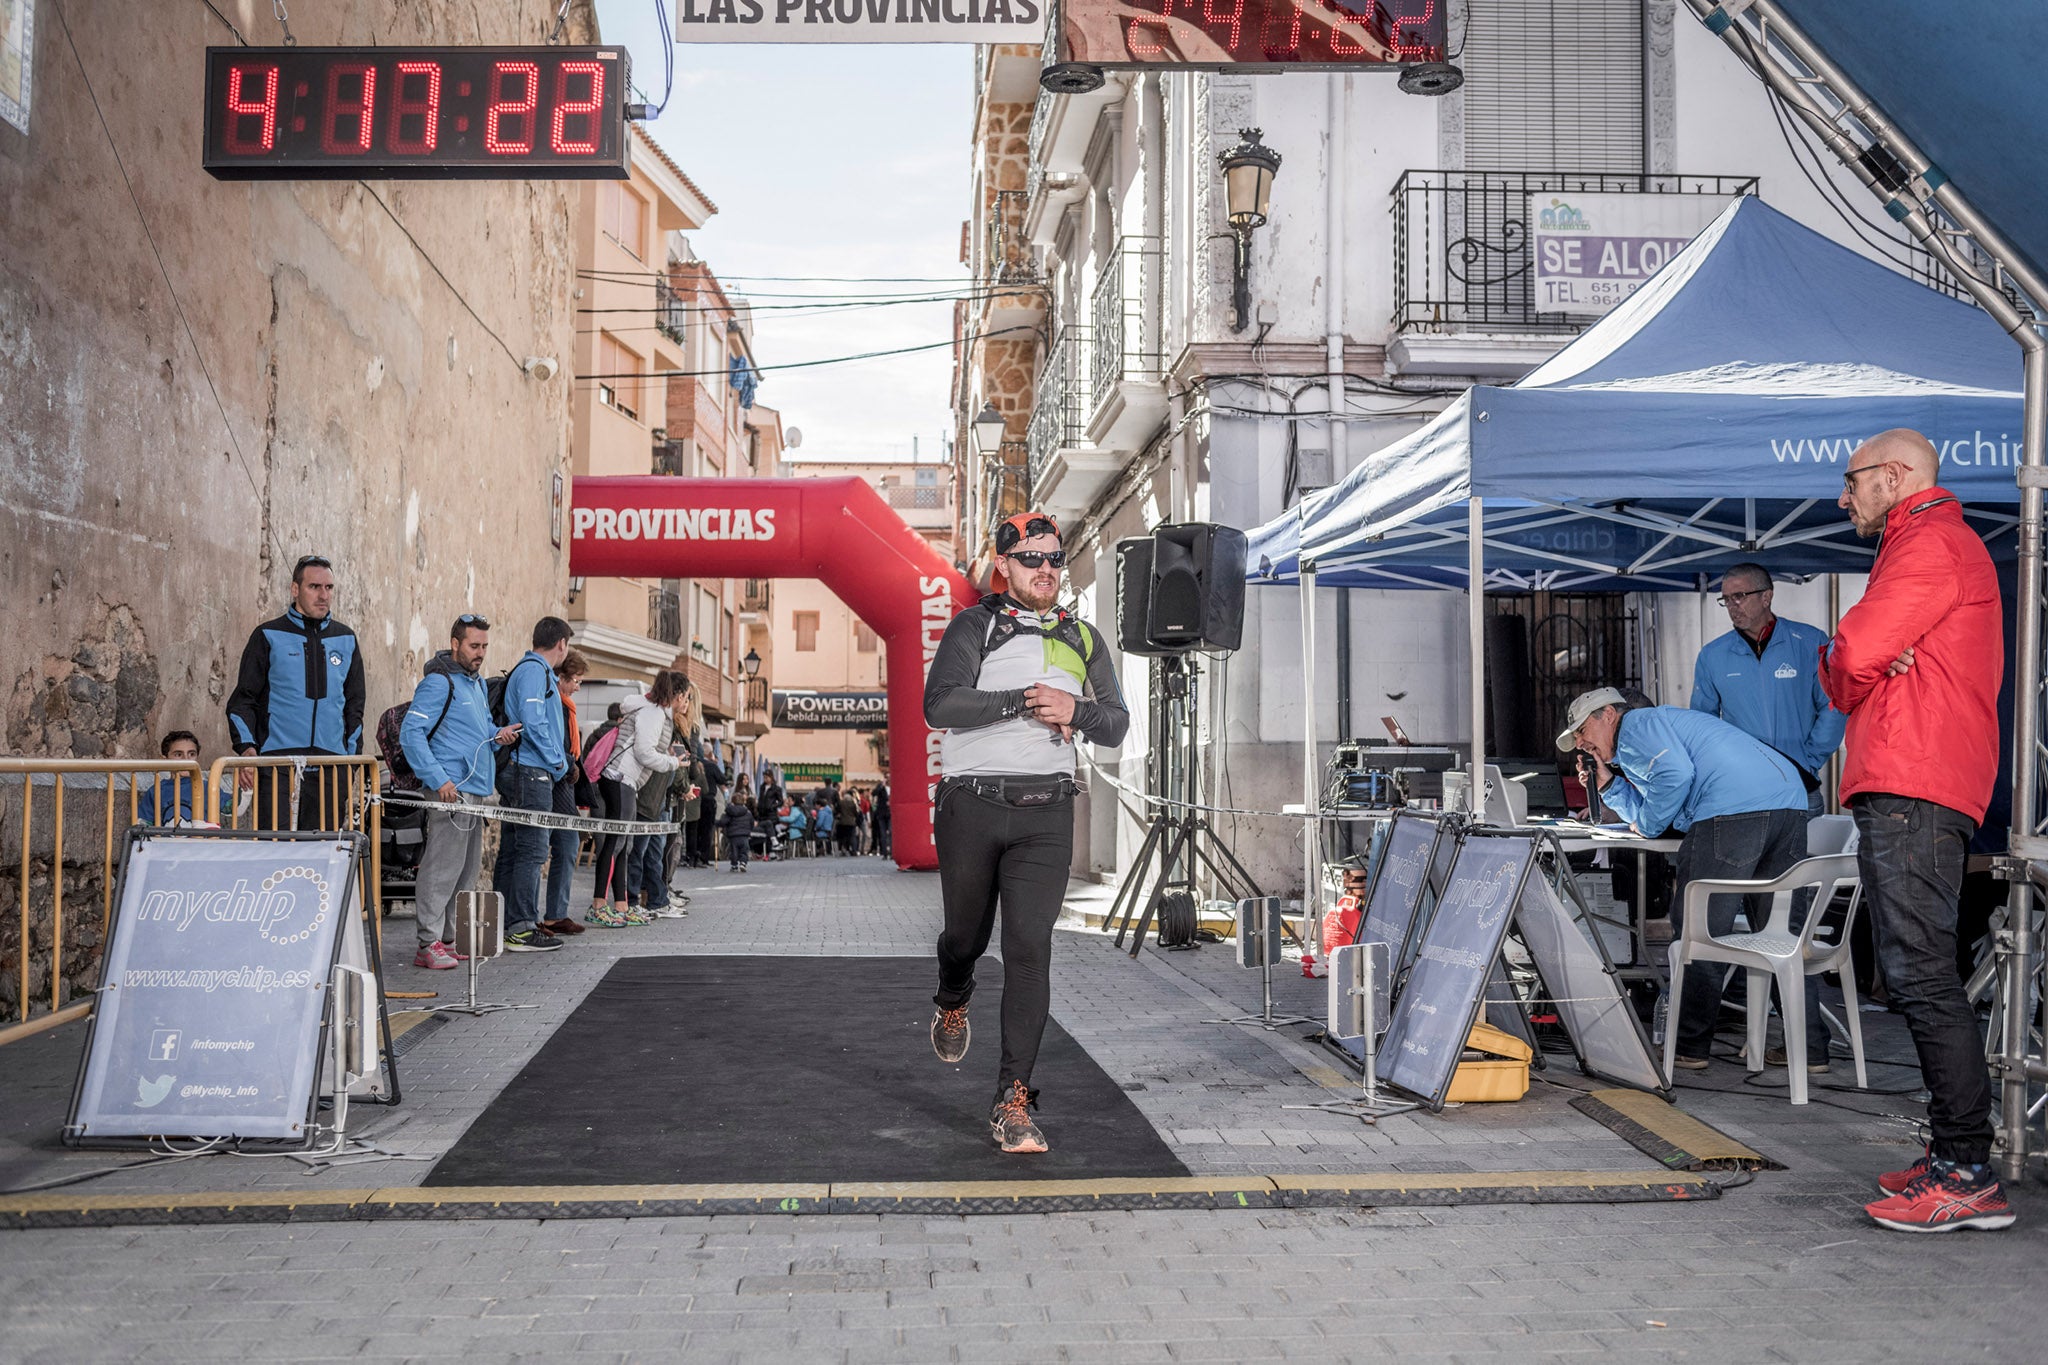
top-left (425, 955), bottom-right (1189, 1185)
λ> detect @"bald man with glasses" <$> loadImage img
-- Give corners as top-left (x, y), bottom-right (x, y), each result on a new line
top-left (1820, 428), bottom-right (2012, 1233)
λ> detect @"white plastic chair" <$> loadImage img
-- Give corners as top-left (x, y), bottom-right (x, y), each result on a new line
top-left (1664, 853), bottom-right (1867, 1104)
top-left (1807, 813), bottom-right (1858, 856)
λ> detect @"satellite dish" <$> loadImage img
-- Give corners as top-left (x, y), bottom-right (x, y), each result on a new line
top-left (784, 427), bottom-right (803, 450)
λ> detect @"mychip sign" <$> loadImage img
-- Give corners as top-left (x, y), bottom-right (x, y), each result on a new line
top-left (772, 689), bottom-right (888, 730)
top-left (1530, 192), bottom-right (1733, 315)
top-left (68, 833), bottom-right (362, 1142)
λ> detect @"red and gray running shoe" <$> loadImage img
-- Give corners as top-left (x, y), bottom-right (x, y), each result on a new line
top-left (990, 1080), bottom-right (1047, 1154)
top-left (1875, 1144), bottom-right (1933, 1196)
top-left (930, 1005), bottom-right (970, 1064)
top-left (1865, 1162), bottom-right (2016, 1233)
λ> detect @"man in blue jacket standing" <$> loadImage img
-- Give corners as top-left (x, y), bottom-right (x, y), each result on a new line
top-left (1560, 688), bottom-right (1816, 1074)
top-left (400, 615), bottom-right (520, 970)
top-left (495, 617), bottom-right (574, 952)
top-left (225, 555), bottom-right (366, 829)
top-left (1690, 563), bottom-right (1845, 815)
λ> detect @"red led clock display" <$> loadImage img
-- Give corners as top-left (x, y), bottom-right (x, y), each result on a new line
top-left (203, 47), bottom-right (630, 181)
top-left (1062, 0), bottom-right (1445, 68)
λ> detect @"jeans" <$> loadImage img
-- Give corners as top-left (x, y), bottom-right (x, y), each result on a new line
top-left (413, 795), bottom-right (484, 947)
top-left (542, 776), bottom-right (579, 925)
top-left (933, 780), bottom-right (1074, 1093)
top-left (493, 764), bottom-right (554, 933)
top-left (630, 833), bottom-right (669, 909)
top-left (1670, 806), bottom-right (1819, 1064)
top-left (1853, 793), bottom-right (1994, 1164)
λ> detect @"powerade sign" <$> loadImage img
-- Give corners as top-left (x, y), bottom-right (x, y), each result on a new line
top-left (772, 689), bottom-right (888, 730)
top-left (69, 836), bottom-right (358, 1140)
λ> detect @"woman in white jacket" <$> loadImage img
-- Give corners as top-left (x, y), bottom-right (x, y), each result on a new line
top-left (590, 671), bottom-right (688, 926)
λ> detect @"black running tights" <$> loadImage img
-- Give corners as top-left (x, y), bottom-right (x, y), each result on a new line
top-left (933, 781), bottom-right (1073, 1093)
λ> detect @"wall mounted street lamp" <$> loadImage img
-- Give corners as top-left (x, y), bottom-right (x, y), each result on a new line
top-left (1219, 128), bottom-right (1282, 334)
top-left (971, 400), bottom-right (1008, 457)
top-left (742, 647), bottom-right (762, 678)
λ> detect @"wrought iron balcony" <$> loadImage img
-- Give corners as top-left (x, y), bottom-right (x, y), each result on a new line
top-left (655, 278), bottom-right (687, 346)
top-left (984, 188), bottom-right (1037, 285)
top-left (1089, 237), bottom-right (1164, 416)
top-left (648, 586), bottom-right (683, 647)
top-left (1026, 325), bottom-right (1089, 491)
top-left (985, 446), bottom-right (1029, 534)
top-left (1390, 171), bottom-right (1759, 334)
top-left (739, 578), bottom-right (771, 614)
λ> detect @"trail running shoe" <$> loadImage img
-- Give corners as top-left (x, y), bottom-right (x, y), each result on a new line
top-left (1876, 1144), bottom-right (1935, 1196)
top-left (931, 1005), bottom-right (970, 1064)
top-left (584, 906), bottom-right (630, 929)
top-left (618, 907), bottom-right (656, 926)
top-left (648, 904), bottom-right (689, 918)
top-left (413, 942), bottom-right (459, 970)
top-left (505, 928), bottom-right (563, 953)
top-left (990, 1080), bottom-right (1047, 1154)
top-left (1866, 1162), bottom-right (2015, 1232)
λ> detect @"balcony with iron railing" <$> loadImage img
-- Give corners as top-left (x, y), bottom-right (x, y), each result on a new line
top-left (1026, 326), bottom-right (1089, 493)
top-left (655, 278), bottom-right (688, 346)
top-left (1086, 237), bottom-right (1167, 452)
top-left (738, 676), bottom-right (770, 738)
top-left (985, 188), bottom-right (1038, 286)
top-left (1390, 171), bottom-right (1763, 335)
top-left (648, 586), bottom-right (682, 647)
top-left (739, 578), bottom-right (771, 615)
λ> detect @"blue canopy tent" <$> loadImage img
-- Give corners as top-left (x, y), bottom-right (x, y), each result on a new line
top-left (1242, 195), bottom-right (2026, 980)
top-left (1247, 196), bottom-right (2025, 593)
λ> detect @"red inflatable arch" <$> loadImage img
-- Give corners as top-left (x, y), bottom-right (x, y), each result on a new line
top-left (569, 476), bottom-right (977, 871)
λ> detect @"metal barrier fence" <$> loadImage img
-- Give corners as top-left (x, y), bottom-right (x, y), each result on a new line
top-left (0, 754), bottom-right (382, 1046)
top-left (1, 758), bottom-right (206, 1043)
top-left (204, 753), bottom-right (382, 916)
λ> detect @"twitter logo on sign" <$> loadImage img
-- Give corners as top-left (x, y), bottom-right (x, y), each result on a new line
top-left (136, 1075), bottom-right (175, 1108)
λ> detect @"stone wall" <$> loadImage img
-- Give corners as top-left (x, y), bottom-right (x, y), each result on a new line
top-left (0, 1), bottom-right (584, 765)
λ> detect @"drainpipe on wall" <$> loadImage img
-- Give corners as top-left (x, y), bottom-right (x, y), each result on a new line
top-left (1328, 74), bottom-right (1353, 739)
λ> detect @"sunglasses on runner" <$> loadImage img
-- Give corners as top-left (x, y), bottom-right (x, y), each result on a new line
top-left (1005, 550), bottom-right (1066, 569)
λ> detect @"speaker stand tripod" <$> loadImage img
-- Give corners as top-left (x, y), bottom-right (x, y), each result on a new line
top-left (1107, 656), bottom-right (1266, 957)
top-left (1285, 945), bottom-right (1418, 1122)
top-left (438, 891), bottom-right (537, 1018)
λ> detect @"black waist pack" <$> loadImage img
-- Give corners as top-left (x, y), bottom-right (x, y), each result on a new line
top-left (951, 775), bottom-right (1077, 808)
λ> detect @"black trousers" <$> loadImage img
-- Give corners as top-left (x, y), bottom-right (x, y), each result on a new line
top-left (1853, 793), bottom-right (1994, 1164)
top-left (1670, 807), bottom-right (1815, 1063)
top-left (933, 779), bottom-right (1073, 1094)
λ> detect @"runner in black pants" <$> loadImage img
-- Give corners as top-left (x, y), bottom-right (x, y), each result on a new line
top-left (924, 512), bottom-right (1129, 1154)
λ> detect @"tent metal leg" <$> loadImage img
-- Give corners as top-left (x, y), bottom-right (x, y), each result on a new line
top-left (1467, 497), bottom-right (1487, 816)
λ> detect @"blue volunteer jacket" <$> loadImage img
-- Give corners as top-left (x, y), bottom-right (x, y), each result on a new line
top-left (226, 608), bottom-right (365, 755)
top-left (1599, 706), bottom-right (1808, 837)
top-left (399, 652), bottom-right (498, 797)
top-left (1689, 618), bottom-right (1846, 777)
top-left (504, 652), bottom-right (569, 779)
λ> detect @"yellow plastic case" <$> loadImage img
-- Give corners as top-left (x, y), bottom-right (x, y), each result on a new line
top-left (1445, 1020), bottom-right (1534, 1103)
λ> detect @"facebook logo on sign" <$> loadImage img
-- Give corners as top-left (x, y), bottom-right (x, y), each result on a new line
top-left (149, 1030), bottom-right (181, 1062)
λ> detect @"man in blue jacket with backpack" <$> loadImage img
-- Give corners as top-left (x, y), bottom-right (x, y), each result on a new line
top-left (494, 617), bottom-right (575, 952)
top-left (400, 615), bottom-right (519, 969)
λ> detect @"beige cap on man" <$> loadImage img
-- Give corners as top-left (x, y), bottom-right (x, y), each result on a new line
top-left (1555, 686), bottom-right (1628, 753)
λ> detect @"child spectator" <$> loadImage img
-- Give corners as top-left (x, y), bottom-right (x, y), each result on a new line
top-left (721, 796), bottom-right (756, 872)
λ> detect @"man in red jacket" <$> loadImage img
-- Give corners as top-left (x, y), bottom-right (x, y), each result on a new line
top-left (1820, 428), bottom-right (2012, 1232)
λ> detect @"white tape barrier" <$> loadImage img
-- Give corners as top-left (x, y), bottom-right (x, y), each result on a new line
top-left (371, 792), bottom-right (681, 838)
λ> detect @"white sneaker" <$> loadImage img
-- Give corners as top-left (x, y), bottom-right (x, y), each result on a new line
top-left (649, 905), bottom-right (689, 919)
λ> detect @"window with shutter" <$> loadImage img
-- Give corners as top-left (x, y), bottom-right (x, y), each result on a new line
top-left (1462, 0), bottom-right (1645, 173)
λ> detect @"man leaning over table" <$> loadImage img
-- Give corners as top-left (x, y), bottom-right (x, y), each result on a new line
top-left (1690, 561), bottom-right (1845, 816)
top-left (1558, 688), bottom-right (1817, 1075)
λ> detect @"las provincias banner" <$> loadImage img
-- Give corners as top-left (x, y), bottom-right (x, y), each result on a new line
top-left (672, 0), bottom-right (1045, 43)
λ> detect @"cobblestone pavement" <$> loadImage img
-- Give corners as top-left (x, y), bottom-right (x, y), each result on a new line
top-left (2, 853), bottom-right (2044, 1363)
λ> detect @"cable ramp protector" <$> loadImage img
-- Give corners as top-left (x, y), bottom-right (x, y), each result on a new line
top-left (1, 1171), bottom-right (1723, 1228)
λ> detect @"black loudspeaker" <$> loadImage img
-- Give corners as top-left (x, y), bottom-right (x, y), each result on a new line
top-left (1145, 523), bottom-right (1247, 652)
top-left (1116, 537), bottom-right (1179, 657)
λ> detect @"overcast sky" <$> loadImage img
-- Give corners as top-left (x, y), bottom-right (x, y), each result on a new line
top-left (591, 6), bottom-right (971, 463)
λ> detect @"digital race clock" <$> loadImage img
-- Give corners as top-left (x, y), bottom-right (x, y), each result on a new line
top-left (203, 47), bottom-right (630, 181)
top-left (1058, 0), bottom-right (1445, 70)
